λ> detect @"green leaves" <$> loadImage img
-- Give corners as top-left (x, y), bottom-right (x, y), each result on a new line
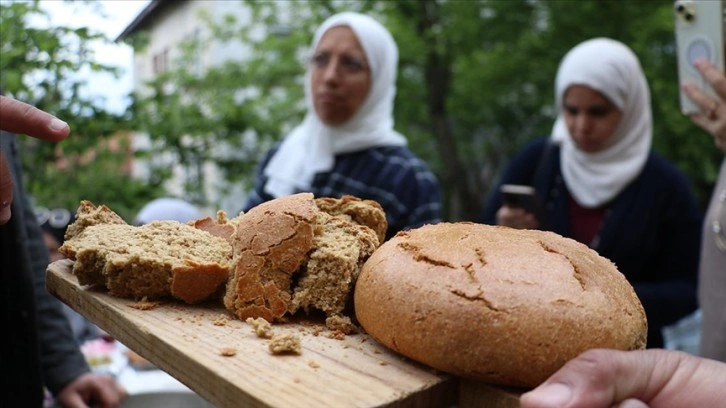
top-left (7, 0), bottom-right (718, 220)
top-left (1, 0), bottom-right (158, 220)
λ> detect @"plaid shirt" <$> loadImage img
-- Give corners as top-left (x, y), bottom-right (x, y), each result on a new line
top-left (244, 145), bottom-right (442, 240)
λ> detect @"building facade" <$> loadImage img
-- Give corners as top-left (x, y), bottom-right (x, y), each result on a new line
top-left (118, 0), bottom-right (258, 215)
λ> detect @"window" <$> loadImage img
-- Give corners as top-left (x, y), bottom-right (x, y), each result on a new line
top-left (152, 48), bottom-right (169, 74)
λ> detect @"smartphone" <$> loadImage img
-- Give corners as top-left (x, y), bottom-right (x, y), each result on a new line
top-left (500, 184), bottom-right (541, 215)
top-left (674, 0), bottom-right (725, 115)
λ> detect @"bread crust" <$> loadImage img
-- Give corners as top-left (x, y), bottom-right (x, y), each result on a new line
top-left (192, 210), bottom-right (241, 245)
top-left (225, 193), bottom-right (385, 328)
top-left (224, 193), bottom-right (317, 322)
top-left (354, 222), bottom-right (648, 388)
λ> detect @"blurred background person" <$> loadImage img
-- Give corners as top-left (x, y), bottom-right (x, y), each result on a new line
top-left (682, 59), bottom-right (726, 362)
top-left (35, 206), bottom-right (102, 345)
top-left (134, 197), bottom-right (202, 225)
top-left (479, 38), bottom-right (702, 348)
top-left (242, 12), bottom-right (442, 240)
top-left (1, 94), bottom-right (126, 407)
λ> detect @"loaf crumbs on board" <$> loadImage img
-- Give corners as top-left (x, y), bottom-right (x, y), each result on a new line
top-left (268, 333), bottom-right (302, 355)
top-left (213, 314), bottom-right (229, 326)
top-left (128, 297), bottom-right (161, 310)
top-left (246, 317), bottom-right (273, 338)
top-left (327, 330), bottom-right (345, 340)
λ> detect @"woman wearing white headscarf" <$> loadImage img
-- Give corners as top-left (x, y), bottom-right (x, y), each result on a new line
top-left (243, 12), bottom-right (441, 240)
top-left (481, 38), bottom-right (702, 348)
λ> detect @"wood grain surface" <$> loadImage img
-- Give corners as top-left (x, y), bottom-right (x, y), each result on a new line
top-left (46, 259), bottom-right (521, 408)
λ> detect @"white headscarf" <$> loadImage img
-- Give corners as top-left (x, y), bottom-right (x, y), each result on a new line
top-left (135, 197), bottom-right (201, 225)
top-left (263, 12), bottom-right (407, 198)
top-left (551, 38), bottom-right (652, 208)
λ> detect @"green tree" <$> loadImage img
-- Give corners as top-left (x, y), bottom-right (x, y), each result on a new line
top-left (0, 0), bottom-right (161, 221)
top-left (129, 0), bottom-right (721, 221)
top-left (129, 0), bottom-right (324, 210)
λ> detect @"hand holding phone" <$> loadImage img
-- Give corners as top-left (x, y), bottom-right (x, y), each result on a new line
top-left (674, 0), bottom-right (725, 115)
top-left (500, 184), bottom-right (542, 215)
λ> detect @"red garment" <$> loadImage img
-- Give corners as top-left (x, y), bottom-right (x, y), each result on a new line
top-left (568, 196), bottom-right (606, 246)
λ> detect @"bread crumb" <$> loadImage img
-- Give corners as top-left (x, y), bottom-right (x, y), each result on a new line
top-left (325, 315), bottom-right (356, 335)
top-left (246, 317), bottom-right (274, 338)
top-left (128, 298), bottom-right (161, 310)
top-left (213, 315), bottom-right (229, 326)
top-left (308, 360), bottom-right (320, 369)
top-left (379, 360), bottom-right (388, 366)
top-left (220, 347), bottom-right (237, 357)
top-left (327, 330), bottom-right (345, 340)
top-left (268, 333), bottom-right (302, 355)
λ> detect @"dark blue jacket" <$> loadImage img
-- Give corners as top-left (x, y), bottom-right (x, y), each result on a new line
top-left (481, 137), bottom-right (702, 348)
top-left (245, 144), bottom-right (442, 241)
top-left (1, 133), bottom-right (90, 407)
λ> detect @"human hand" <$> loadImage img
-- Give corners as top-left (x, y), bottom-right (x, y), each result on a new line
top-left (0, 95), bottom-right (70, 141)
top-left (495, 206), bottom-right (539, 229)
top-left (0, 95), bottom-right (70, 225)
top-left (681, 59), bottom-right (726, 153)
top-left (55, 372), bottom-right (127, 408)
top-left (520, 348), bottom-right (726, 408)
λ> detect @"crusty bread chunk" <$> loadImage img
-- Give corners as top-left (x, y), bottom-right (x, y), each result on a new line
top-left (224, 193), bottom-right (318, 322)
top-left (290, 211), bottom-right (378, 318)
top-left (60, 220), bottom-right (233, 304)
top-left (64, 200), bottom-right (127, 241)
top-left (354, 222), bottom-right (648, 388)
top-left (314, 196), bottom-right (387, 245)
top-left (224, 193), bottom-right (386, 329)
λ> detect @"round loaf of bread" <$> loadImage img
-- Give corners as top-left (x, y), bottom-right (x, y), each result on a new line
top-left (354, 222), bottom-right (647, 388)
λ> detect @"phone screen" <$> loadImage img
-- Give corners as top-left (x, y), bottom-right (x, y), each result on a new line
top-left (500, 184), bottom-right (540, 214)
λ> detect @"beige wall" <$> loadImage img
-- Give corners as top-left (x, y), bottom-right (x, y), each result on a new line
top-left (128, 0), bottom-right (259, 214)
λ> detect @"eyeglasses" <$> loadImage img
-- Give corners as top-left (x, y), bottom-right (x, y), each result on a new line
top-left (35, 207), bottom-right (72, 229)
top-left (310, 52), bottom-right (369, 75)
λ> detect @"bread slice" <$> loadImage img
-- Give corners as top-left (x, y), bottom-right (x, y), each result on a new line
top-left (289, 211), bottom-right (379, 317)
top-left (224, 193), bottom-right (385, 328)
top-left (354, 222), bottom-right (648, 388)
top-left (60, 205), bottom-right (233, 304)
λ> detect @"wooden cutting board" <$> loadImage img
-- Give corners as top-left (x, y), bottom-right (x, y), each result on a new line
top-left (46, 259), bottom-right (521, 408)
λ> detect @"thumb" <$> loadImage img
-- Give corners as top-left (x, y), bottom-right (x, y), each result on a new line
top-left (520, 349), bottom-right (673, 408)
